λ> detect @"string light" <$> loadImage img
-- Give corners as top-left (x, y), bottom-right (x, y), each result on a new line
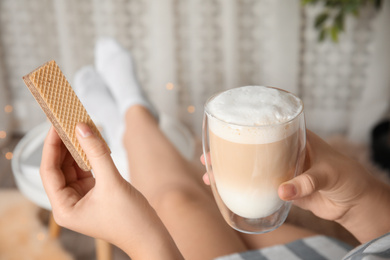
top-left (4, 105), bottom-right (13, 113)
top-left (1, 106), bottom-right (11, 143)
top-left (166, 82), bottom-right (174, 90)
top-left (5, 152), bottom-right (12, 160)
top-left (187, 105), bottom-right (195, 114)
top-left (1, 104), bottom-right (12, 161)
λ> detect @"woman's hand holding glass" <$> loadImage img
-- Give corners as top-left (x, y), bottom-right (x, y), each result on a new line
top-left (201, 130), bottom-right (390, 243)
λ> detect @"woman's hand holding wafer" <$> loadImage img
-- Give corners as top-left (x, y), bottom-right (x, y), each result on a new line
top-left (40, 123), bottom-right (182, 260)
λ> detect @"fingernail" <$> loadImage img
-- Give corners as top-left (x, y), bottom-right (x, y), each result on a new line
top-left (281, 183), bottom-right (297, 200)
top-left (76, 123), bottom-right (92, 138)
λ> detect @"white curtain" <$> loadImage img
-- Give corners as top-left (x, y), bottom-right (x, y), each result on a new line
top-left (0, 0), bottom-right (389, 143)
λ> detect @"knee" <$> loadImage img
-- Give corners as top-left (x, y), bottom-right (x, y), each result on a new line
top-left (150, 184), bottom-right (206, 213)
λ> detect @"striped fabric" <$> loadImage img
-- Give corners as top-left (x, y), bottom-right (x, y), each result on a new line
top-left (215, 236), bottom-right (352, 260)
top-left (343, 232), bottom-right (390, 260)
top-left (216, 233), bottom-right (390, 260)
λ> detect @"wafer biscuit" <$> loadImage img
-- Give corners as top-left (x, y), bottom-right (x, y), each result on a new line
top-left (23, 60), bottom-right (109, 171)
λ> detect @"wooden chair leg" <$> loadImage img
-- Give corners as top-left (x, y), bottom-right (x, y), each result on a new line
top-left (49, 212), bottom-right (61, 239)
top-left (95, 239), bottom-right (112, 260)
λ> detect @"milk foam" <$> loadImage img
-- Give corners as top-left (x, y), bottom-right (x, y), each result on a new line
top-left (206, 86), bottom-right (302, 144)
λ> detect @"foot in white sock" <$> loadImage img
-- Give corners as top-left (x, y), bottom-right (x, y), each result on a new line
top-left (73, 65), bottom-right (122, 147)
top-left (94, 37), bottom-right (157, 119)
top-left (74, 65), bottom-right (130, 180)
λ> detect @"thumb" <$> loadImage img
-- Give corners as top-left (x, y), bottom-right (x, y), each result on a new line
top-left (75, 123), bottom-right (119, 181)
top-left (278, 172), bottom-right (321, 201)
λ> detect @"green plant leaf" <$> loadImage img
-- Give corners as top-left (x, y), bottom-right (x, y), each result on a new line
top-left (335, 11), bottom-right (345, 31)
top-left (324, 0), bottom-right (342, 8)
top-left (315, 12), bottom-right (329, 29)
top-left (330, 26), bottom-right (339, 42)
top-left (301, 0), bottom-right (319, 5)
top-left (319, 28), bottom-right (327, 42)
top-left (304, 0), bottom-right (383, 43)
top-left (374, 0), bottom-right (382, 9)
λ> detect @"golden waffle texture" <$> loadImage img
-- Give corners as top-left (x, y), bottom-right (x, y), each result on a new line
top-left (23, 60), bottom-right (109, 171)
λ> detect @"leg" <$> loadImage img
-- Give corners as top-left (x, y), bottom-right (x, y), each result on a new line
top-left (123, 106), bottom-right (318, 258)
top-left (124, 106), bottom-right (247, 260)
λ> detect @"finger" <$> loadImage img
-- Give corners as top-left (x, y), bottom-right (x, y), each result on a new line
top-left (41, 126), bottom-right (63, 169)
top-left (200, 154), bottom-right (205, 165)
top-left (75, 123), bottom-right (120, 183)
top-left (61, 151), bottom-right (93, 186)
top-left (202, 173), bottom-right (210, 186)
top-left (41, 127), bottom-right (67, 194)
top-left (200, 152), bottom-right (211, 166)
top-left (278, 171), bottom-right (323, 201)
top-left (40, 126), bottom-right (78, 211)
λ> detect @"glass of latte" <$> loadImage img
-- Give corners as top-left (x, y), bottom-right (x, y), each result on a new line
top-left (202, 86), bottom-right (306, 234)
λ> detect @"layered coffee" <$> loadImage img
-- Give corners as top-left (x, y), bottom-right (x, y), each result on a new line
top-left (206, 86), bottom-right (303, 219)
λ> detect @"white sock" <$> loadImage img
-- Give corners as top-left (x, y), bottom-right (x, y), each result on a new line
top-left (74, 66), bottom-right (130, 181)
top-left (94, 38), bottom-right (157, 118)
top-left (73, 65), bottom-right (122, 148)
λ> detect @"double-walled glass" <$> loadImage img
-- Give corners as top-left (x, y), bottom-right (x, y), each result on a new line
top-left (202, 87), bottom-right (306, 234)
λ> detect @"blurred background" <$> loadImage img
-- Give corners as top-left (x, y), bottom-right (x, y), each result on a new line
top-left (0, 0), bottom-right (389, 259)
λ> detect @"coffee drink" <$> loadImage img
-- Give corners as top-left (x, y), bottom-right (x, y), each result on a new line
top-left (205, 86), bottom-right (303, 219)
